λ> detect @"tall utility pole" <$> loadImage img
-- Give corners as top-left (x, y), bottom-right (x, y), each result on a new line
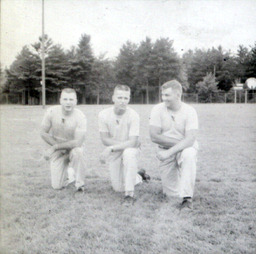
top-left (42, 0), bottom-right (46, 108)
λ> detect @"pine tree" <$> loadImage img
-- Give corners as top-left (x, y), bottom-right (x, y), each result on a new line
top-left (45, 44), bottom-right (69, 90)
top-left (247, 42), bottom-right (256, 78)
top-left (196, 73), bottom-right (218, 102)
top-left (73, 34), bottom-right (94, 103)
top-left (91, 55), bottom-right (115, 104)
top-left (134, 37), bottom-right (154, 104)
top-left (115, 42), bottom-right (137, 85)
top-left (151, 38), bottom-right (181, 101)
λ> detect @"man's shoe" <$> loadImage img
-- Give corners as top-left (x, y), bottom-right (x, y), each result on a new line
top-left (138, 169), bottom-right (151, 182)
top-left (122, 195), bottom-right (136, 205)
top-left (75, 186), bottom-right (85, 193)
top-left (179, 198), bottom-right (193, 210)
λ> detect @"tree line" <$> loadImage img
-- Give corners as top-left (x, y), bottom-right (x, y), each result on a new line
top-left (1, 34), bottom-right (255, 104)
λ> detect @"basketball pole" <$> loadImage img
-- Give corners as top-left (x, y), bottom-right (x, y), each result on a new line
top-left (42, 0), bottom-right (46, 108)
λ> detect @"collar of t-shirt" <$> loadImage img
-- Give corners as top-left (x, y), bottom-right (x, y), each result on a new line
top-left (165, 102), bottom-right (184, 121)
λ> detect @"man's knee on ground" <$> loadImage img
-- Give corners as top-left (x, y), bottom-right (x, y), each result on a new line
top-left (111, 181), bottom-right (124, 192)
top-left (51, 182), bottom-right (63, 190)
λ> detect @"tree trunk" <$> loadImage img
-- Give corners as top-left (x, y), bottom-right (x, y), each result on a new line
top-left (22, 90), bottom-right (25, 105)
top-left (57, 91), bottom-right (60, 102)
top-left (39, 91), bottom-right (42, 105)
top-left (96, 85), bottom-right (100, 105)
top-left (82, 86), bottom-right (86, 104)
top-left (28, 87), bottom-right (31, 105)
top-left (158, 78), bottom-right (161, 102)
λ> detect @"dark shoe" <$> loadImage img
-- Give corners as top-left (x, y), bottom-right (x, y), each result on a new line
top-left (179, 198), bottom-right (193, 210)
top-left (160, 193), bottom-right (168, 202)
top-left (138, 169), bottom-right (151, 182)
top-left (77, 186), bottom-right (85, 192)
top-left (74, 186), bottom-right (85, 195)
top-left (122, 195), bottom-right (136, 205)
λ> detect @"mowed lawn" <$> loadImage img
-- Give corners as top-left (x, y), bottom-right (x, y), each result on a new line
top-left (0, 104), bottom-right (255, 254)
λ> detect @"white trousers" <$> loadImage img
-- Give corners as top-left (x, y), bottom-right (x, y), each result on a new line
top-left (108, 148), bottom-right (142, 195)
top-left (158, 147), bottom-right (197, 198)
top-left (50, 147), bottom-right (86, 190)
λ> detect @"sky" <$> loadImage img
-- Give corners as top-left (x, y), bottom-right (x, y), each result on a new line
top-left (1, 0), bottom-right (256, 68)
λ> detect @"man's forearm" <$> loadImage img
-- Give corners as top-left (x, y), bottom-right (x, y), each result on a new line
top-left (167, 136), bottom-right (195, 156)
top-left (41, 132), bottom-right (58, 146)
top-left (151, 134), bottom-right (180, 148)
top-left (101, 137), bottom-right (121, 146)
top-left (53, 140), bottom-right (81, 151)
top-left (110, 139), bottom-right (138, 152)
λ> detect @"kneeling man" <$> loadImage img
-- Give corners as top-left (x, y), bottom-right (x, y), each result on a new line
top-left (149, 80), bottom-right (199, 209)
top-left (98, 85), bottom-right (149, 202)
top-left (40, 88), bottom-right (87, 191)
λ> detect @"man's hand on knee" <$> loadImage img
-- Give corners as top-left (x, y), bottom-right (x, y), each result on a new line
top-left (100, 146), bottom-right (112, 164)
top-left (44, 146), bottom-right (56, 160)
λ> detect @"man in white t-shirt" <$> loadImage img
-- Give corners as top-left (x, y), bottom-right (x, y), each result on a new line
top-left (149, 80), bottom-right (198, 209)
top-left (98, 85), bottom-right (150, 203)
top-left (40, 88), bottom-right (87, 192)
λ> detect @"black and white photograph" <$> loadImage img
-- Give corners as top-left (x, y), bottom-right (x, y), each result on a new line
top-left (0, 0), bottom-right (256, 253)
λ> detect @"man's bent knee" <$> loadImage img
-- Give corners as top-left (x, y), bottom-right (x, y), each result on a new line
top-left (180, 147), bottom-right (197, 162)
top-left (70, 147), bottom-right (84, 160)
top-left (123, 148), bottom-right (138, 160)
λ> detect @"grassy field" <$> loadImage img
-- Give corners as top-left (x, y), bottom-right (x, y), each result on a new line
top-left (0, 104), bottom-right (255, 254)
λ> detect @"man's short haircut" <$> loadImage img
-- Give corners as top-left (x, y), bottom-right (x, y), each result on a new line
top-left (61, 88), bottom-right (77, 97)
top-left (161, 80), bottom-right (182, 94)
top-left (114, 84), bottom-right (131, 94)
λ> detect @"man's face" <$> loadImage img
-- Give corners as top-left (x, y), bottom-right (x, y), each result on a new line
top-left (161, 87), bottom-right (179, 108)
top-left (60, 92), bottom-right (77, 113)
top-left (112, 90), bottom-right (130, 112)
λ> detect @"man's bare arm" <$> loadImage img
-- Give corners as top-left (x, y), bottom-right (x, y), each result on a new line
top-left (149, 125), bottom-right (180, 147)
top-left (110, 136), bottom-right (139, 152)
top-left (40, 125), bottom-right (57, 146)
top-left (99, 134), bottom-right (139, 164)
top-left (100, 132), bottom-right (139, 151)
top-left (167, 129), bottom-right (197, 154)
top-left (100, 132), bottom-right (122, 146)
top-left (53, 127), bottom-right (86, 151)
top-left (43, 127), bottom-right (86, 161)
top-left (157, 129), bottom-right (198, 161)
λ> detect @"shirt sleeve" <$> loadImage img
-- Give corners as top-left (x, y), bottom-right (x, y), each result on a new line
top-left (129, 112), bottom-right (140, 137)
top-left (149, 105), bottom-right (162, 128)
top-left (185, 107), bottom-right (199, 132)
top-left (41, 108), bottom-right (52, 130)
top-left (98, 111), bottom-right (109, 133)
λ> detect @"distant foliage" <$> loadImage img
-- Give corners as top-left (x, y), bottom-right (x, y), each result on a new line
top-left (2, 34), bottom-right (256, 104)
top-left (115, 37), bottom-right (182, 103)
top-left (183, 46), bottom-right (236, 92)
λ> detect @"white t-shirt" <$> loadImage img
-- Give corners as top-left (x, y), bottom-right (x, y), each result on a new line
top-left (41, 105), bottom-right (87, 143)
top-left (98, 106), bottom-right (140, 141)
top-left (149, 102), bottom-right (198, 148)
